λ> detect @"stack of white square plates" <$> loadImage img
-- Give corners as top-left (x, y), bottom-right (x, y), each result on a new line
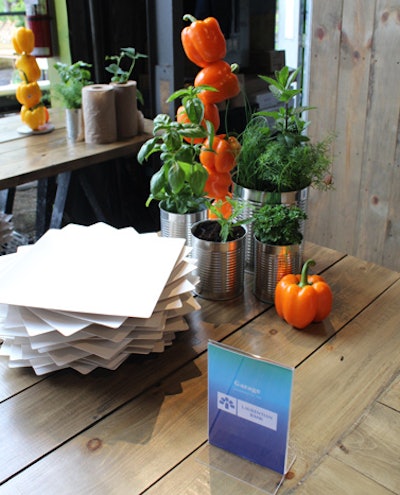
top-left (0, 223), bottom-right (199, 375)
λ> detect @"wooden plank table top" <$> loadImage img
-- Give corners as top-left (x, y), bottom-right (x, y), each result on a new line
top-left (0, 242), bottom-right (399, 494)
top-left (0, 109), bottom-right (153, 190)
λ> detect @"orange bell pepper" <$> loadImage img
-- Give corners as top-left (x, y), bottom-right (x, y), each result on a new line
top-left (16, 81), bottom-right (42, 108)
top-left (195, 60), bottom-right (240, 104)
top-left (275, 259), bottom-right (333, 329)
top-left (208, 194), bottom-right (233, 219)
top-left (181, 15), bottom-right (226, 68)
top-left (204, 171), bottom-right (232, 199)
top-left (202, 102), bottom-right (220, 132)
top-left (12, 27), bottom-right (35, 55)
top-left (201, 135), bottom-right (240, 207)
top-left (200, 134), bottom-right (240, 173)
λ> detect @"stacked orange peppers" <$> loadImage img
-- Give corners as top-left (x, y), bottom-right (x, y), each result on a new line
top-left (12, 27), bottom-right (48, 130)
top-left (181, 15), bottom-right (241, 217)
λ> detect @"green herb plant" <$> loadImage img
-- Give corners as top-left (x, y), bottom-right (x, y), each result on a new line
top-left (235, 66), bottom-right (334, 192)
top-left (52, 61), bottom-right (92, 109)
top-left (105, 47), bottom-right (147, 103)
top-left (257, 66), bottom-right (311, 147)
top-left (253, 203), bottom-right (307, 246)
top-left (138, 86), bottom-right (216, 214)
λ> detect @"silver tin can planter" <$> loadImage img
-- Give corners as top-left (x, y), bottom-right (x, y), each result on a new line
top-left (191, 221), bottom-right (246, 300)
top-left (253, 240), bottom-right (301, 304)
top-left (160, 203), bottom-right (208, 247)
top-left (65, 108), bottom-right (84, 142)
top-left (233, 183), bottom-right (308, 272)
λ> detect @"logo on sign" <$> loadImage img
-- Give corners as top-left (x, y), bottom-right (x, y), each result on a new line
top-left (217, 392), bottom-right (278, 430)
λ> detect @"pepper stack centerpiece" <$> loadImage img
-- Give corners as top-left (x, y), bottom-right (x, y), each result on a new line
top-left (181, 15), bottom-right (241, 217)
top-left (12, 27), bottom-right (48, 131)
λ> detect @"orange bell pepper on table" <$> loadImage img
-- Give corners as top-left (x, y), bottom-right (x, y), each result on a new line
top-left (275, 259), bottom-right (333, 329)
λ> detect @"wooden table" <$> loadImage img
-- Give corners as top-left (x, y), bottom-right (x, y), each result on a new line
top-left (0, 242), bottom-right (399, 494)
top-left (0, 109), bottom-right (152, 236)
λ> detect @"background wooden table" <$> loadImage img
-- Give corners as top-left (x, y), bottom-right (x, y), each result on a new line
top-left (0, 109), bottom-right (152, 189)
top-left (0, 109), bottom-right (153, 237)
top-left (0, 242), bottom-right (399, 494)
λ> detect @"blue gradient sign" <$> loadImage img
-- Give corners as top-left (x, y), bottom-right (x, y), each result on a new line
top-left (208, 341), bottom-right (294, 474)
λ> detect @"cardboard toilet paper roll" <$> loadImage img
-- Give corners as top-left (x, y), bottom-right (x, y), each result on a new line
top-left (112, 80), bottom-right (139, 139)
top-left (82, 84), bottom-right (117, 144)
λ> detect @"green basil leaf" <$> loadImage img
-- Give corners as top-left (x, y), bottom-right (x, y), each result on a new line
top-left (150, 167), bottom-right (166, 197)
top-left (163, 128), bottom-right (182, 151)
top-left (137, 137), bottom-right (158, 163)
top-left (189, 166), bottom-right (208, 196)
top-left (185, 98), bottom-right (204, 124)
top-left (175, 147), bottom-right (193, 164)
top-left (178, 124), bottom-right (207, 138)
top-left (153, 113), bottom-right (172, 131)
top-left (168, 162), bottom-right (185, 193)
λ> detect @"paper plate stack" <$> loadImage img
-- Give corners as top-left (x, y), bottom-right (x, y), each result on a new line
top-left (0, 223), bottom-right (199, 375)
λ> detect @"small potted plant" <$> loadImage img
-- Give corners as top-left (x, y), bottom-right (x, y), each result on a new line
top-left (233, 65), bottom-right (334, 270)
top-left (191, 197), bottom-right (252, 300)
top-left (138, 86), bottom-right (217, 246)
top-left (52, 60), bottom-right (92, 141)
top-left (105, 47), bottom-right (147, 138)
top-left (252, 203), bottom-right (307, 303)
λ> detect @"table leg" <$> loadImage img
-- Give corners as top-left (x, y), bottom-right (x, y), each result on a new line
top-left (49, 172), bottom-right (72, 229)
top-left (0, 188), bottom-right (16, 214)
top-left (76, 173), bottom-right (107, 223)
top-left (36, 172), bottom-right (71, 239)
top-left (36, 178), bottom-right (54, 238)
top-left (36, 170), bottom-right (110, 240)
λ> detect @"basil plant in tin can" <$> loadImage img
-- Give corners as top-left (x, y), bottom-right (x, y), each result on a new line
top-left (138, 85), bottom-right (216, 246)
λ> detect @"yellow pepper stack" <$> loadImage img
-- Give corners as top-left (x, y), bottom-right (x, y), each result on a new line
top-left (12, 26), bottom-right (48, 130)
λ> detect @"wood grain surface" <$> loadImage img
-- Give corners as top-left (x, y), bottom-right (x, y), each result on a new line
top-left (0, 109), bottom-right (152, 189)
top-left (306, 0), bottom-right (400, 272)
top-left (0, 243), bottom-right (398, 494)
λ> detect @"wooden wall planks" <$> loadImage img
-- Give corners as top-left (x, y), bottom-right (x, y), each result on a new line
top-left (305, 0), bottom-right (400, 272)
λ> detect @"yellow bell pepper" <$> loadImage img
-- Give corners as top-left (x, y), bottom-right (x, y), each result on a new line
top-left (12, 27), bottom-right (35, 55)
top-left (21, 104), bottom-right (47, 130)
top-left (16, 81), bottom-right (42, 108)
top-left (15, 54), bottom-right (41, 82)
